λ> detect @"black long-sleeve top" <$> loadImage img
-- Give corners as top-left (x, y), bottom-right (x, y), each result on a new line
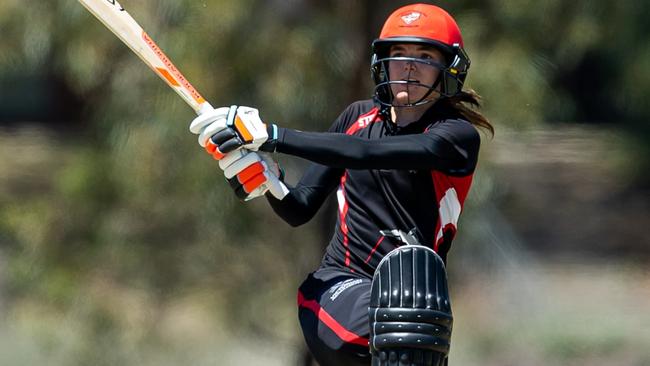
top-left (266, 99), bottom-right (480, 278)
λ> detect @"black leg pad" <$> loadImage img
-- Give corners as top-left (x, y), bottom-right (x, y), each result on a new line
top-left (369, 245), bottom-right (452, 366)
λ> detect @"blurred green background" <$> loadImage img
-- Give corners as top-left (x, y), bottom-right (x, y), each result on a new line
top-left (1, 0), bottom-right (649, 365)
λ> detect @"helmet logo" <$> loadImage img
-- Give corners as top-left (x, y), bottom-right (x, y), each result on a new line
top-left (401, 11), bottom-right (421, 25)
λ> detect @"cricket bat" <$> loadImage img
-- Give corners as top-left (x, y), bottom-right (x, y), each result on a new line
top-left (78, 0), bottom-right (290, 200)
top-left (77, 0), bottom-right (214, 115)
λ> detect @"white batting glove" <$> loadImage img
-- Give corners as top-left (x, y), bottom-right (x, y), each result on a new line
top-left (189, 105), bottom-right (275, 160)
top-left (189, 106), bottom-right (229, 158)
top-left (219, 150), bottom-right (289, 201)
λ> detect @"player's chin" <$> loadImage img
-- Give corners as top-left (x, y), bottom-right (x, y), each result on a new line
top-left (392, 91), bottom-right (410, 106)
top-left (392, 89), bottom-right (433, 106)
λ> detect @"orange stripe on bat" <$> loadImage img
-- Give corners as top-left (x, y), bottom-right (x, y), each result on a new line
top-left (142, 31), bottom-right (206, 104)
top-left (156, 67), bottom-right (180, 87)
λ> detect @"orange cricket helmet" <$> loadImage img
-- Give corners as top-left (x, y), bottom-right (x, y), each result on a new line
top-left (371, 4), bottom-right (470, 107)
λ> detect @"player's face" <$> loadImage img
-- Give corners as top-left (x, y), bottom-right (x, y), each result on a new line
top-left (388, 44), bottom-right (445, 106)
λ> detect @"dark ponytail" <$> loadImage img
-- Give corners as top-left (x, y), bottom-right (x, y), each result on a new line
top-left (443, 89), bottom-right (494, 136)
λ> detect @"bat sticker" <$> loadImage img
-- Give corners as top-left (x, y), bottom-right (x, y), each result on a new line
top-left (106, 0), bottom-right (125, 11)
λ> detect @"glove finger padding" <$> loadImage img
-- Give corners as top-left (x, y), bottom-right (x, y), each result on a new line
top-left (227, 170), bottom-right (268, 200)
top-left (253, 152), bottom-right (288, 199)
top-left (205, 139), bottom-right (227, 160)
top-left (223, 152), bottom-right (262, 179)
top-left (223, 151), bottom-right (289, 201)
top-left (210, 128), bottom-right (242, 155)
top-left (202, 116), bottom-right (243, 160)
top-left (189, 106), bottom-right (230, 147)
top-left (218, 149), bottom-right (247, 171)
top-left (188, 106), bottom-right (229, 134)
top-left (228, 169), bottom-right (287, 201)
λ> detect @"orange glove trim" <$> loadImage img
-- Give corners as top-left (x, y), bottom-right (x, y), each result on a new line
top-left (234, 116), bottom-right (254, 143)
top-left (205, 140), bottom-right (217, 154)
top-left (212, 149), bottom-right (225, 160)
top-left (243, 173), bottom-right (268, 193)
top-left (237, 161), bottom-right (265, 183)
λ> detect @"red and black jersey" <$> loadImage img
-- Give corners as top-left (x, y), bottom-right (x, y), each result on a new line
top-left (267, 99), bottom-right (480, 279)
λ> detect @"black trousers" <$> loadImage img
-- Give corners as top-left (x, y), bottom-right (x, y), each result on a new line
top-left (297, 268), bottom-right (372, 366)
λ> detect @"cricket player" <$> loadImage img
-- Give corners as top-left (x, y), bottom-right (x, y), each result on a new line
top-left (189, 4), bottom-right (493, 365)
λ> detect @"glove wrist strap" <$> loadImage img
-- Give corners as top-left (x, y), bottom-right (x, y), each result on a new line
top-left (260, 123), bottom-right (279, 152)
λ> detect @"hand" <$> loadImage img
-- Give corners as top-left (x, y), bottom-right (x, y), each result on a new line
top-left (189, 105), bottom-right (278, 160)
top-left (219, 150), bottom-right (289, 201)
top-left (189, 106), bottom-right (229, 158)
top-left (210, 105), bottom-right (278, 153)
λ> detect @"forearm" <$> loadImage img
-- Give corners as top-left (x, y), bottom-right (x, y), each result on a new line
top-left (266, 186), bottom-right (322, 227)
top-left (265, 162), bottom-right (342, 226)
top-left (274, 127), bottom-right (474, 173)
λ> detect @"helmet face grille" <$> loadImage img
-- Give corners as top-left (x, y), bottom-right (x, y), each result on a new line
top-left (372, 56), bottom-right (442, 108)
top-left (371, 48), bottom-right (469, 107)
